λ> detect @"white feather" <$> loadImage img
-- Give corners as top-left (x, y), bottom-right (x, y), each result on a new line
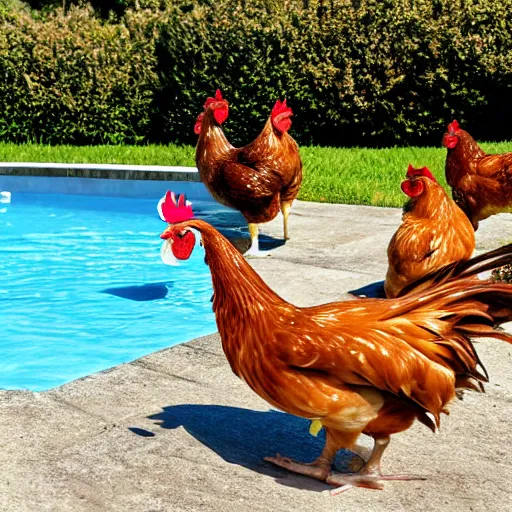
top-left (157, 194), bottom-right (167, 221)
top-left (160, 240), bottom-right (179, 266)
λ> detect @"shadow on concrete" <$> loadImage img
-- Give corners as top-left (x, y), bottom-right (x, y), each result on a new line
top-left (101, 281), bottom-right (172, 301)
top-left (145, 404), bottom-right (355, 492)
top-left (192, 206), bottom-right (287, 254)
top-left (127, 427), bottom-right (156, 437)
top-left (225, 234), bottom-right (286, 255)
top-left (349, 280), bottom-right (386, 298)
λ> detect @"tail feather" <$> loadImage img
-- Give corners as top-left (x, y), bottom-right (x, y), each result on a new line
top-left (386, 280), bottom-right (512, 326)
top-left (398, 242), bottom-right (512, 297)
top-left (458, 242), bottom-right (512, 277)
top-left (389, 240), bottom-right (512, 326)
top-left (382, 243), bottom-right (512, 394)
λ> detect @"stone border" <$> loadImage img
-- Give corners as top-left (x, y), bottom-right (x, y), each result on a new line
top-left (0, 162), bottom-right (200, 182)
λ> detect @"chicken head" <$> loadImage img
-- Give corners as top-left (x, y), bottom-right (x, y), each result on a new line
top-left (271, 99), bottom-right (293, 133)
top-left (194, 89), bottom-right (229, 134)
top-left (401, 164), bottom-right (437, 198)
top-left (158, 191), bottom-right (196, 264)
top-left (442, 119), bottom-right (461, 149)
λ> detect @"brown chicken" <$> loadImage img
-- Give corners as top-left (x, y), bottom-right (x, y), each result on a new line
top-left (194, 89), bottom-right (303, 256)
top-left (443, 119), bottom-right (512, 229)
top-left (159, 191), bottom-right (512, 494)
top-left (384, 165), bottom-right (475, 298)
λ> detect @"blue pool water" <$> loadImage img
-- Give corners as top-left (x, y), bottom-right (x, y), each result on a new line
top-left (0, 191), bottom-right (244, 391)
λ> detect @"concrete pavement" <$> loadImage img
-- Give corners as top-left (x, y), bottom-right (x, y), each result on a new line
top-left (1, 201), bottom-right (511, 512)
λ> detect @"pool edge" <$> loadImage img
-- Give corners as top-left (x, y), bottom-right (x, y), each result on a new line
top-left (0, 162), bottom-right (200, 182)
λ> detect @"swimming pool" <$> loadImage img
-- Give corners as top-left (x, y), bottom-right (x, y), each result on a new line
top-left (1, 188), bottom-right (244, 391)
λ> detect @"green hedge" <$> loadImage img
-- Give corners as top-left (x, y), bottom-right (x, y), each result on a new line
top-left (2, 0), bottom-right (512, 146)
top-left (155, 0), bottom-right (512, 147)
top-left (0, 5), bottom-right (160, 144)
top-left (22, 0), bottom-right (165, 17)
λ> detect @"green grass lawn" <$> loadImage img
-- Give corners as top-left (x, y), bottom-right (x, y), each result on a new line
top-left (1, 141), bottom-right (510, 208)
top-left (0, 143), bottom-right (195, 167)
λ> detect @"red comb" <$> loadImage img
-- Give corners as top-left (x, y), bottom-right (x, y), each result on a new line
top-left (204, 89), bottom-right (224, 110)
top-left (447, 120), bottom-right (460, 134)
top-left (271, 99), bottom-right (293, 120)
top-left (157, 191), bottom-right (194, 224)
top-left (406, 164), bottom-right (437, 182)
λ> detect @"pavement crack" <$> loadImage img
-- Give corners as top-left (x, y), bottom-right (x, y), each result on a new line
top-left (270, 255), bottom-right (377, 277)
top-left (48, 394), bottom-right (111, 424)
top-left (181, 344), bottom-right (223, 358)
top-left (131, 360), bottom-right (204, 385)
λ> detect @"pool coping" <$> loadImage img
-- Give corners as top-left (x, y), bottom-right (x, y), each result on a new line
top-left (0, 162), bottom-right (200, 182)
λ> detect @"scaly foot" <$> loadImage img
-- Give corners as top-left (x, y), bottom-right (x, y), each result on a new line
top-left (246, 223), bottom-right (270, 258)
top-left (326, 471), bottom-right (426, 496)
top-left (264, 454), bottom-right (330, 481)
top-left (244, 248), bottom-right (271, 258)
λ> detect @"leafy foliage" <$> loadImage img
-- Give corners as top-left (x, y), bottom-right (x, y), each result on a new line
top-left (151, 0), bottom-right (512, 146)
top-left (0, 5), bottom-right (160, 144)
top-left (22, 0), bottom-right (166, 16)
top-left (2, 0), bottom-right (512, 145)
top-left (492, 263), bottom-right (512, 283)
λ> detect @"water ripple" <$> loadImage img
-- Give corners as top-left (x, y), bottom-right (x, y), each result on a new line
top-left (0, 192), bottom-right (243, 391)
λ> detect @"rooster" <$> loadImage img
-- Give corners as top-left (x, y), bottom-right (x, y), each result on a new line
top-left (194, 89), bottom-right (303, 257)
top-left (159, 191), bottom-right (512, 495)
top-left (384, 165), bottom-right (475, 298)
top-left (443, 119), bottom-right (512, 230)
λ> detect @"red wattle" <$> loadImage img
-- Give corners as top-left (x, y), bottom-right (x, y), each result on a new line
top-left (213, 106), bottom-right (228, 125)
top-left (171, 231), bottom-right (196, 260)
top-left (401, 179), bottom-right (424, 198)
top-left (442, 134), bottom-right (459, 149)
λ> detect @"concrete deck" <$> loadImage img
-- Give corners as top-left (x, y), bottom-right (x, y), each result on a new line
top-left (1, 201), bottom-right (511, 512)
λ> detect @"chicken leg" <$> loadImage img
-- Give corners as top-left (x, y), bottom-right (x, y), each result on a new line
top-left (245, 223), bottom-right (270, 258)
top-left (326, 437), bottom-right (426, 495)
top-left (264, 429), bottom-right (359, 482)
top-left (281, 200), bottom-right (293, 240)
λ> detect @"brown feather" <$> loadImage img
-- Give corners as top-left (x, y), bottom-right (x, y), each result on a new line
top-left (445, 128), bottom-right (512, 228)
top-left (385, 175), bottom-right (475, 298)
top-left (163, 220), bottom-right (512, 443)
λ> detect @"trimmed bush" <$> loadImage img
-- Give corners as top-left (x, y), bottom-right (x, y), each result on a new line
top-left (0, 5), bottom-right (160, 144)
top-left (2, 0), bottom-right (512, 146)
top-left (155, 0), bottom-right (512, 147)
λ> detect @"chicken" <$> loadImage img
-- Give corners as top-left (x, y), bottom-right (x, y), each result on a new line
top-left (384, 165), bottom-right (475, 298)
top-left (443, 119), bottom-right (512, 229)
top-left (159, 191), bottom-right (512, 494)
top-left (194, 89), bottom-right (303, 256)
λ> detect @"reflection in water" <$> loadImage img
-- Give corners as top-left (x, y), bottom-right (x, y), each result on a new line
top-left (102, 282), bottom-right (172, 302)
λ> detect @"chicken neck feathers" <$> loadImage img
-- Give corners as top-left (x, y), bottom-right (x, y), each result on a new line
top-left (178, 219), bottom-right (512, 427)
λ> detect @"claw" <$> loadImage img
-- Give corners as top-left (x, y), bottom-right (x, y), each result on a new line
top-left (327, 471), bottom-right (426, 496)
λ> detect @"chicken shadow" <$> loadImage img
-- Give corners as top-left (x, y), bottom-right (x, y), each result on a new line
top-left (221, 232), bottom-right (287, 255)
top-left (194, 207), bottom-right (287, 253)
top-left (144, 404), bottom-right (355, 492)
top-left (101, 281), bottom-right (172, 301)
top-left (349, 280), bottom-right (386, 298)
